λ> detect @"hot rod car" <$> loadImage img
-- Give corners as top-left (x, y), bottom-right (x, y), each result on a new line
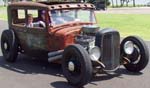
top-left (1, 1), bottom-right (149, 87)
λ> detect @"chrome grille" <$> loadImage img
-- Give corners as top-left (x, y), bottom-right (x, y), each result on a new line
top-left (95, 28), bottom-right (120, 71)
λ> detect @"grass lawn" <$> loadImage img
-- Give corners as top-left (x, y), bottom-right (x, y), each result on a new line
top-left (0, 13), bottom-right (7, 21)
top-left (0, 6), bottom-right (7, 21)
top-left (0, 6), bottom-right (6, 10)
top-left (96, 14), bottom-right (150, 40)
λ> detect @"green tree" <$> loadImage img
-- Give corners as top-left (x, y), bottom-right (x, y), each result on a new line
top-left (115, 0), bottom-right (118, 7)
top-left (111, 0), bottom-right (114, 7)
top-left (133, 0), bottom-right (135, 7)
top-left (120, 0), bottom-right (136, 7)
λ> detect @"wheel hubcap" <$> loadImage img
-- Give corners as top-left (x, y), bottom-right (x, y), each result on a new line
top-left (125, 44), bottom-right (141, 64)
top-left (4, 42), bottom-right (8, 50)
top-left (68, 61), bottom-right (75, 72)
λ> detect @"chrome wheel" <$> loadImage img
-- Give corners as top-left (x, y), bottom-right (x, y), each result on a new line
top-left (121, 36), bottom-right (149, 72)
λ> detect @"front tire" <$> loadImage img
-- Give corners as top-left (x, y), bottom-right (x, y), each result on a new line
top-left (62, 44), bottom-right (92, 87)
top-left (1, 30), bottom-right (18, 62)
top-left (121, 36), bottom-right (149, 72)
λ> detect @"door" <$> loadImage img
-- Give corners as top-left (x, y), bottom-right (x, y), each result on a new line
top-left (11, 8), bottom-right (49, 57)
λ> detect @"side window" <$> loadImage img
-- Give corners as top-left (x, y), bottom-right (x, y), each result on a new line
top-left (27, 10), bottom-right (38, 18)
top-left (26, 9), bottom-right (45, 28)
top-left (12, 9), bottom-right (25, 26)
top-left (18, 9), bottom-right (25, 19)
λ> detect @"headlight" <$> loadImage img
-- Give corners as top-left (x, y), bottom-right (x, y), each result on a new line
top-left (89, 40), bottom-right (95, 49)
top-left (124, 41), bottom-right (134, 55)
top-left (89, 46), bottom-right (101, 61)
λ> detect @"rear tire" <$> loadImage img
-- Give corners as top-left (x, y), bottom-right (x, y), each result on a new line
top-left (62, 44), bottom-right (92, 87)
top-left (121, 36), bottom-right (149, 72)
top-left (1, 30), bottom-right (18, 62)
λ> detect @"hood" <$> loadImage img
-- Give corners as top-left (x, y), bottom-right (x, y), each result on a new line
top-left (50, 22), bottom-right (94, 36)
top-left (56, 26), bottom-right (81, 36)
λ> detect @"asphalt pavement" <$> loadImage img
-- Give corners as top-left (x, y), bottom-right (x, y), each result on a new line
top-left (0, 20), bottom-right (150, 88)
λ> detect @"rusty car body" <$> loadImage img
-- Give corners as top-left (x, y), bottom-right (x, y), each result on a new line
top-left (1, 1), bottom-right (149, 87)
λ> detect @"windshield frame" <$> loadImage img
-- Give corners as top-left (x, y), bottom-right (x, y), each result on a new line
top-left (49, 9), bottom-right (97, 26)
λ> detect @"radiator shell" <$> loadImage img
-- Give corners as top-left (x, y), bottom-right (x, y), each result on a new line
top-left (95, 28), bottom-right (120, 71)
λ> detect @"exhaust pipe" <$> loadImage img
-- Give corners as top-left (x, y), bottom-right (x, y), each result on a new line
top-left (48, 55), bottom-right (62, 62)
top-left (48, 50), bottom-right (63, 62)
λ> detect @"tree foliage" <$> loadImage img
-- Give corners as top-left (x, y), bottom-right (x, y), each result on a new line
top-left (110, 0), bottom-right (136, 7)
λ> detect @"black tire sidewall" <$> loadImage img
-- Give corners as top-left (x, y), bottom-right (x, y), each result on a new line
top-left (121, 36), bottom-right (149, 72)
top-left (62, 44), bottom-right (92, 87)
top-left (1, 30), bottom-right (18, 62)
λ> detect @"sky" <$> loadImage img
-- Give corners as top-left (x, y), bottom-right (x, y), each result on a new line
top-left (0, 0), bottom-right (150, 5)
top-left (134, 0), bottom-right (150, 4)
top-left (111, 0), bottom-right (150, 5)
top-left (0, 0), bottom-right (4, 5)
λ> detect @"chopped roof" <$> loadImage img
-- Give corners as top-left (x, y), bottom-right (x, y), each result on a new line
top-left (9, 2), bottom-right (48, 8)
top-left (8, 1), bottom-right (95, 10)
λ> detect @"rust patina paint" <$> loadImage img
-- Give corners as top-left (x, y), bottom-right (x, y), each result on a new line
top-left (7, 1), bottom-right (95, 56)
top-left (47, 22), bottom-right (94, 51)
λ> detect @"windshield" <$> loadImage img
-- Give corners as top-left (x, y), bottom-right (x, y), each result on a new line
top-left (49, 9), bottom-right (96, 25)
